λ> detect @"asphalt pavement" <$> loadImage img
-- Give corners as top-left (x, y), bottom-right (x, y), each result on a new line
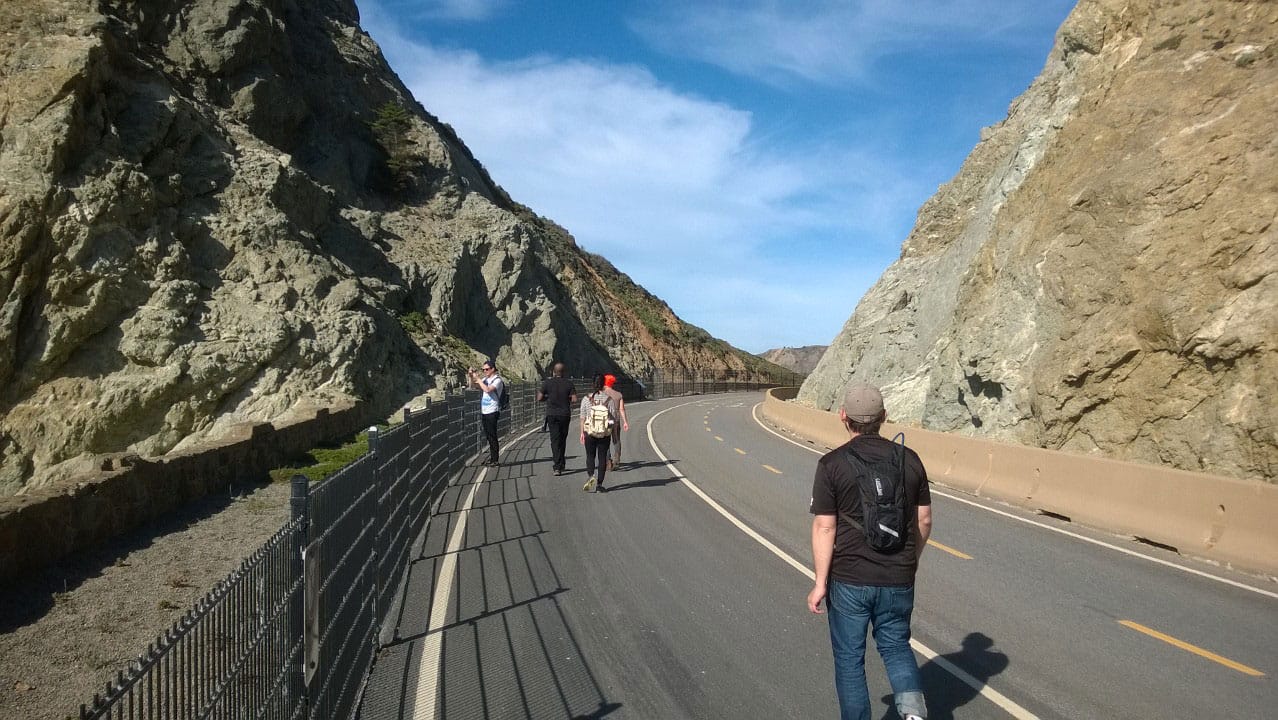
top-left (359, 392), bottom-right (1278, 720)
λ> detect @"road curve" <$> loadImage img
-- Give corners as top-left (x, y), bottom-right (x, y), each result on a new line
top-left (359, 392), bottom-right (1278, 720)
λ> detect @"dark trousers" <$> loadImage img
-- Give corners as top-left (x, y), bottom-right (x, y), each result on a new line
top-left (546, 415), bottom-right (570, 470)
top-left (481, 411), bottom-right (500, 463)
top-left (584, 434), bottom-right (612, 486)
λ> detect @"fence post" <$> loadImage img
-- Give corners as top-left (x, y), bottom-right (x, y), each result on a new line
top-left (367, 426), bottom-right (383, 648)
top-left (289, 474), bottom-right (310, 712)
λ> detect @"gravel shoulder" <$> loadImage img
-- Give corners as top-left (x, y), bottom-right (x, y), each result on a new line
top-left (0, 481), bottom-right (292, 720)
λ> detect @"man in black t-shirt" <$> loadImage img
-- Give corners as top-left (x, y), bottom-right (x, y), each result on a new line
top-left (538, 362), bottom-right (577, 475)
top-left (808, 383), bottom-right (932, 720)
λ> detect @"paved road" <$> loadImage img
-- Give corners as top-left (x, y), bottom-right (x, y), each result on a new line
top-left (359, 392), bottom-right (1278, 719)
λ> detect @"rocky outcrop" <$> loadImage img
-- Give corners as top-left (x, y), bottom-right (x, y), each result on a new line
top-left (759, 345), bottom-right (826, 376)
top-left (801, 0), bottom-right (1277, 482)
top-left (0, 0), bottom-right (776, 494)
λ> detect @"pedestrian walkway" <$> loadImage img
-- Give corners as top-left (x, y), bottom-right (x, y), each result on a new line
top-left (359, 431), bottom-right (620, 720)
top-left (358, 396), bottom-right (858, 720)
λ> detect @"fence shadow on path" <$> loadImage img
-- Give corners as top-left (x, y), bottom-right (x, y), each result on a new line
top-left (359, 437), bottom-right (621, 720)
top-left (878, 632), bottom-right (1010, 720)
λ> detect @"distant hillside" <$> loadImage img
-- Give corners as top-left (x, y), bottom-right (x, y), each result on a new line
top-left (0, 0), bottom-right (789, 494)
top-left (758, 346), bottom-right (826, 376)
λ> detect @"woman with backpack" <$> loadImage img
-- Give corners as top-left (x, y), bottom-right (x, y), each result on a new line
top-left (579, 373), bottom-right (619, 492)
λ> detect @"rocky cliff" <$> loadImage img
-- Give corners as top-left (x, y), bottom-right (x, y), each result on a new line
top-left (759, 345), bottom-right (826, 376)
top-left (801, 0), bottom-right (1276, 482)
top-left (0, 0), bottom-right (780, 494)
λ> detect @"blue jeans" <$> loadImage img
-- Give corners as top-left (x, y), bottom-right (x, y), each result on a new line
top-left (826, 581), bottom-right (927, 720)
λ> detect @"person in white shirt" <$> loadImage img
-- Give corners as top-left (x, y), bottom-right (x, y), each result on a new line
top-left (468, 360), bottom-right (504, 466)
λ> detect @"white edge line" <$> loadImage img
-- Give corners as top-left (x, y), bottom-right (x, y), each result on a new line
top-left (413, 424), bottom-right (543, 720)
top-left (748, 403), bottom-right (1278, 601)
top-left (650, 400), bottom-right (1039, 720)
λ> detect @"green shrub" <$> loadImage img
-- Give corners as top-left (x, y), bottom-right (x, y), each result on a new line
top-left (370, 101), bottom-right (416, 191)
top-left (399, 311), bottom-right (431, 336)
top-left (269, 432), bottom-right (371, 483)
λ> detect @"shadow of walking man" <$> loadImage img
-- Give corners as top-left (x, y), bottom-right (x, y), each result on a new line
top-left (879, 632), bottom-right (1009, 720)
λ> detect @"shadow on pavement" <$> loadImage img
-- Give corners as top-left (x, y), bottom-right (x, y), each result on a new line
top-left (359, 436), bottom-right (621, 720)
top-left (602, 476), bottom-right (681, 492)
top-left (878, 632), bottom-right (1010, 720)
top-left (612, 459), bottom-right (678, 471)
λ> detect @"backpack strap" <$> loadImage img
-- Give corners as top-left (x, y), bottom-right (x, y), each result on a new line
top-left (891, 431), bottom-right (907, 507)
top-left (839, 445), bottom-right (870, 533)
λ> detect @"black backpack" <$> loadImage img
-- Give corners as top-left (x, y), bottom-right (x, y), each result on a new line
top-left (841, 432), bottom-right (909, 554)
top-left (498, 379), bottom-right (510, 411)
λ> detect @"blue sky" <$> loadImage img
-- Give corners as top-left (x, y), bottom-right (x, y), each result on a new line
top-left (356, 0), bottom-right (1076, 353)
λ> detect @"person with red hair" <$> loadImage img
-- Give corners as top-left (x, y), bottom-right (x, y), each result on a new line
top-left (602, 374), bottom-right (629, 471)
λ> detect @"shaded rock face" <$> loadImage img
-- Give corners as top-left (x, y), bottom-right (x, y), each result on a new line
top-left (801, 0), bottom-right (1277, 482)
top-left (758, 346), bottom-right (826, 376)
top-left (0, 0), bottom-right (770, 494)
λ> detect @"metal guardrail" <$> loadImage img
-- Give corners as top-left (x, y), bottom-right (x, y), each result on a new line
top-left (77, 370), bottom-right (792, 719)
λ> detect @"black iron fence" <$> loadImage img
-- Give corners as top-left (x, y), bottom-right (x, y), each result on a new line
top-left (78, 371), bottom-right (791, 719)
top-left (643, 367), bottom-right (804, 399)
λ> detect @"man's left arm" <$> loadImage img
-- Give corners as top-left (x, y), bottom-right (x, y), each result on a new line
top-left (618, 397), bottom-right (629, 431)
top-left (913, 454), bottom-right (932, 560)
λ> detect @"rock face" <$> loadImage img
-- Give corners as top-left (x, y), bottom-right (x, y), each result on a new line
top-left (0, 0), bottom-right (779, 494)
top-left (801, 0), bottom-right (1277, 483)
top-left (758, 345), bottom-right (826, 376)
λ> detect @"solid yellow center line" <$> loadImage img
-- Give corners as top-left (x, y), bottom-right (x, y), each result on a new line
top-left (1118, 620), bottom-right (1265, 677)
top-left (927, 540), bottom-right (973, 560)
top-left (734, 448), bottom-right (747, 455)
top-left (714, 435), bottom-right (724, 442)
top-left (762, 465), bottom-right (783, 475)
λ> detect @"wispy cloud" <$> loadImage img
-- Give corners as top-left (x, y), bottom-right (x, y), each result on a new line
top-left (629, 0), bottom-right (1059, 85)
top-left (373, 0), bottom-right (507, 22)
top-left (359, 3), bottom-right (930, 351)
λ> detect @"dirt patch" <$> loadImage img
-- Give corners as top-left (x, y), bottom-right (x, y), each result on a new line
top-left (0, 481), bottom-right (291, 720)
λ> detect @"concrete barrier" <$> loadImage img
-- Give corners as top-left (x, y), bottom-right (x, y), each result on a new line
top-left (761, 388), bottom-right (1278, 577)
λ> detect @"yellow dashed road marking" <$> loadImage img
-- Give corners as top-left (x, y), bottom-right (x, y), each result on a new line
top-left (762, 465), bottom-right (783, 475)
top-left (734, 448), bottom-right (747, 455)
top-left (1119, 620), bottom-right (1265, 677)
top-left (927, 540), bottom-right (973, 560)
top-left (714, 436), bottom-right (724, 442)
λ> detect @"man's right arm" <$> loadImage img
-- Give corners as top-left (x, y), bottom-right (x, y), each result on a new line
top-left (809, 514), bottom-right (836, 613)
top-left (915, 505), bottom-right (933, 560)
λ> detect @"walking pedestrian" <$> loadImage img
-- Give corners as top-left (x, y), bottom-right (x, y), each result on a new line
top-left (602, 374), bottom-right (629, 470)
top-left (467, 360), bottom-right (504, 466)
top-left (538, 362), bottom-right (577, 475)
top-left (808, 383), bottom-right (932, 720)
top-left (579, 374), bottom-right (618, 493)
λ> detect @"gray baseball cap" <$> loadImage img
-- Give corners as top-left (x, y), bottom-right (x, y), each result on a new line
top-left (842, 383), bottom-right (884, 422)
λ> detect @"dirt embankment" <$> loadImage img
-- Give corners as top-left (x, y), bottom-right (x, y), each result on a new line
top-left (0, 482), bottom-right (290, 720)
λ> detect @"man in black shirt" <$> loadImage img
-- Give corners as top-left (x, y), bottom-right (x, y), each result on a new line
top-left (808, 383), bottom-right (932, 720)
top-left (538, 362), bottom-right (577, 475)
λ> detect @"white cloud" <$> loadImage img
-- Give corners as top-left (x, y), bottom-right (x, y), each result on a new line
top-left (360, 4), bottom-right (927, 350)
top-left (630, 0), bottom-right (1059, 85)
top-left (374, 0), bottom-right (506, 22)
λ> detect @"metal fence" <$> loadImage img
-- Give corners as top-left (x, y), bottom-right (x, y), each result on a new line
top-left (78, 371), bottom-right (789, 720)
top-left (643, 367), bottom-right (804, 399)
